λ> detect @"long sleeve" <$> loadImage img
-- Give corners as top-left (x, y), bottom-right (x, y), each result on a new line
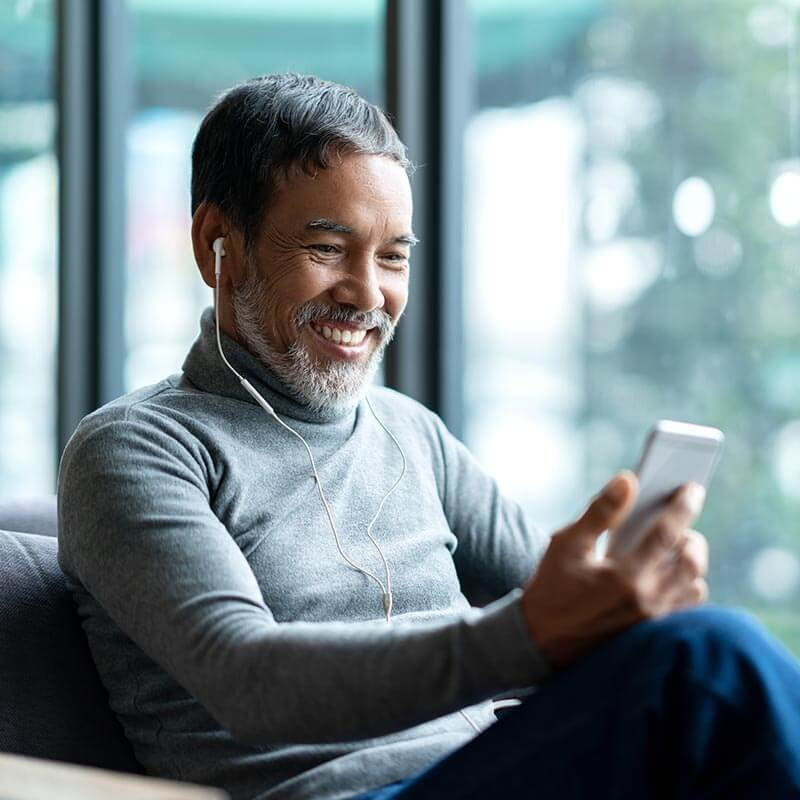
top-left (57, 410), bottom-right (550, 748)
top-left (432, 416), bottom-right (552, 600)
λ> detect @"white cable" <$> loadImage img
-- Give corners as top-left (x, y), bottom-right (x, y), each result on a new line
top-left (259, 399), bottom-right (401, 624)
top-left (213, 239), bottom-right (480, 732)
top-left (213, 240), bottom-right (400, 622)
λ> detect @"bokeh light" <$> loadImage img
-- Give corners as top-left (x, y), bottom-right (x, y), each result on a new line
top-left (693, 226), bottom-right (743, 278)
top-left (750, 546), bottom-right (800, 602)
top-left (769, 168), bottom-right (800, 227)
top-left (673, 176), bottom-right (716, 236)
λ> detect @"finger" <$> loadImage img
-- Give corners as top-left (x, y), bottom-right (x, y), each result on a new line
top-left (665, 577), bottom-right (709, 611)
top-left (626, 483), bottom-right (705, 570)
top-left (641, 571), bottom-right (708, 619)
top-left (652, 550), bottom-right (704, 608)
top-left (623, 535), bottom-right (709, 620)
top-left (660, 529), bottom-right (709, 578)
top-left (556, 471), bottom-right (638, 556)
top-left (685, 530), bottom-right (709, 577)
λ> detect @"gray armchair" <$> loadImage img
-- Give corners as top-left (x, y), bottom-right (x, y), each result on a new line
top-left (0, 497), bottom-right (143, 773)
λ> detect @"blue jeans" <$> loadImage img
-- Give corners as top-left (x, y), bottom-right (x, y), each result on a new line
top-left (354, 606), bottom-right (800, 799)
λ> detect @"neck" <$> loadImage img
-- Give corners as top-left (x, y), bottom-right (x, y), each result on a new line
top-left (182, 308), bottom-right (364, 425)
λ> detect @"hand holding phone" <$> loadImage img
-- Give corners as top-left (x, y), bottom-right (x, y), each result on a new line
top-left (606, 420), bottom-right (724, 559)
top-left (521, 428), bottom-right (716, 669)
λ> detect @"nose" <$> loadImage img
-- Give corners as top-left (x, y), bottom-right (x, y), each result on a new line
top-left (329, 254), bottom-right (385, 312)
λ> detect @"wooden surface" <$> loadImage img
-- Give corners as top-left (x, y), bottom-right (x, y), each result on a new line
top-left (0, 752), bottom-right (229, 800)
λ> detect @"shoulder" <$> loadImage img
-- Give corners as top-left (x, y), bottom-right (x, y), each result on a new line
top-left (61, 375), bottom-right (201, 469)
top-left (364, 385), bottom-right (472, 482)
top-left (366, 385), bottom-right (449, 442)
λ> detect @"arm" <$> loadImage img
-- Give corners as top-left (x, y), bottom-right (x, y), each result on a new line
top-left (430, 418), bottom-right (710, 671)
top-left (57, 411), bottom-right (549, 747)
top-left (432, 417), bottom-right (550, 599)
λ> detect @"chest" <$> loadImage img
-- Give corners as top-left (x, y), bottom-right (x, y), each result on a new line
top-left (209, 423), bottom-right (464, 623)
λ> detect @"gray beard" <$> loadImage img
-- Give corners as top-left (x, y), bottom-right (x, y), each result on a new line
top-left (230, 264), bottom-right (395, 415)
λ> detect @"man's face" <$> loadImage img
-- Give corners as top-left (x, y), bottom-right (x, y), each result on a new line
top-left (231, 153), bottom-right (414, 412)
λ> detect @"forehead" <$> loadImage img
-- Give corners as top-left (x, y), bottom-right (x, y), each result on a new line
top-left (268, 153), bottom-right (413, 230)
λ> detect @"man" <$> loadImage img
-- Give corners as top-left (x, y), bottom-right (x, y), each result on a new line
top-left (58, 74), bottom-right (800, 800)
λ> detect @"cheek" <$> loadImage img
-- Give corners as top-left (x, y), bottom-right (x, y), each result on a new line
top-left (260, 261), bottom-right (336, 340)
top-left (383, 273), bottom-right (409, 321)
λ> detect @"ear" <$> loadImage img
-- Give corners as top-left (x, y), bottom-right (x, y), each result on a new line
top-left (191, 203), bottom-right (246, 289)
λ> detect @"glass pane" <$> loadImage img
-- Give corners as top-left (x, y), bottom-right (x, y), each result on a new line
top-left (0, 0), bottom-right (57, 499)
top-left (125, 0), bottom-right (384, 391)
top-left (465, 0), bottom-right (800, 655)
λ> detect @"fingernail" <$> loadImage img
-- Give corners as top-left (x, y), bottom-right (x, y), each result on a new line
top-left (684, 483), bottom-right (706, 514)
top-left (605, 475), bottom-right (627, 503)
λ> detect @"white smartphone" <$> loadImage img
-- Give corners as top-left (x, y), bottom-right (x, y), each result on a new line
top-left (606, 420), bottom-right (724, 558)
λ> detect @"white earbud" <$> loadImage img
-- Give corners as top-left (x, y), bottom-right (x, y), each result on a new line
top-left (212, 236), bottom-right (226, 278)
top-left (210, 234), bottom-right (276, 418)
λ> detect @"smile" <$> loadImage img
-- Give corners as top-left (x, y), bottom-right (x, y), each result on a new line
top-left (310, 321), bottom-right (369, 347)
top-left (306, 321), bottom-right (377, 362)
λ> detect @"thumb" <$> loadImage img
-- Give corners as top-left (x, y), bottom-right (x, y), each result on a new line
top-left (557, 471), bottom-right (638, 556)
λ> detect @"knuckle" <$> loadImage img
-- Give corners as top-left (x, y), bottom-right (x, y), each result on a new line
top-left (692, 532), bottom-right (710, 565)
top-left (673, 486), bottom-right (700, 518)
top-left (652, 519), bottom-right (678, 550)
top-left (606, 564), bottom-right (632, 591)
top-left (585, 495), bottom-right (614, 527)
top-left (606, 567), bottom-right (645, 609)
top-left (676, 548), bottom-right (699, 579)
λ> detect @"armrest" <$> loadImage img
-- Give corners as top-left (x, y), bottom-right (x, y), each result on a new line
top-left (0, 753), bottom-right (228, 800)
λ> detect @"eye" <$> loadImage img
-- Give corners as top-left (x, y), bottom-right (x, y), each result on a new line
top-left (381, 252), bottom-right (409, 266)
top-left (309, 243), bottom-right (340, 255)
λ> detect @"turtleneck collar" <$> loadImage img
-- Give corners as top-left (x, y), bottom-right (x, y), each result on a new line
top-left (181, 307), bottom-right (361, 425)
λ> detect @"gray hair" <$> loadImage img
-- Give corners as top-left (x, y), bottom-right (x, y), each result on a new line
top-left (190, 73), bottom-right (411, 247)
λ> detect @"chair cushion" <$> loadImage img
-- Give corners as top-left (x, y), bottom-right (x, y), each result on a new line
top-left (0, 529), bottom-right (142, 773)
top-left (0, 497), bottom-right (58, 537)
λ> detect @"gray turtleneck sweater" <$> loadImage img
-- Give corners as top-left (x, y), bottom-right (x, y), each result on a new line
top-left (57, 309), bottom-right (552, 800)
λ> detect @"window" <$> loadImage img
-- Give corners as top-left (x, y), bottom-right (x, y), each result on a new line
top-left (0, 0), bottom-right (57, 498)
top-left (125, 0), bottom-right (384, 391)
top-left (464, 0), bottom-right (800, 655)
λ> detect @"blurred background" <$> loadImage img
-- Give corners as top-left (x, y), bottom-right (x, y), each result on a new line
top-left (2, 0), bottom-right (799, 655)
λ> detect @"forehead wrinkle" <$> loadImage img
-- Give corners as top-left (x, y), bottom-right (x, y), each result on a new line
top-left (263, 219), bottom-right (306, 251)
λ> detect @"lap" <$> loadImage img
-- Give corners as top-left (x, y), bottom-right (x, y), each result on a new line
top-left (354, 605), bottom-right (800, 800)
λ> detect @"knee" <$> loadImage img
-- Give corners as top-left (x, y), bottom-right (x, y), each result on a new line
top-left (641, 605), bottom-right (783, 687)
top-left (651, 604), bottom-right (765, 646)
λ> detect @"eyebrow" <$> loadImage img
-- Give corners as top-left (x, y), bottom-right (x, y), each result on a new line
top-left (306, 217), bottom-right (418, 247)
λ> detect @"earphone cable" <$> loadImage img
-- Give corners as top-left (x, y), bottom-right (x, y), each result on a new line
top-left (214, 266), bottom-right (398, 621)
top-left (213, 242), bottom-right (479, 730)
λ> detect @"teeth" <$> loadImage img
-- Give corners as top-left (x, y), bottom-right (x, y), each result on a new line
top-left (312, 323), bottom-right (368, 346)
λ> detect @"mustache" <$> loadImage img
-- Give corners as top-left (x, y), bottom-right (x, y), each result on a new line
top-left (293, 302), bottom-right (394, 337)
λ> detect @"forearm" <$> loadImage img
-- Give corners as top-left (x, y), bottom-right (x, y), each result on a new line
top-left (58, 415), bottom-right (549, 747)
top-left (169, 590), bottom-right (548, 745)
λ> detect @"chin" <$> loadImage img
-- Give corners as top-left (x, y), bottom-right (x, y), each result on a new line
top-left (251, 330), bottom-right (383, 414)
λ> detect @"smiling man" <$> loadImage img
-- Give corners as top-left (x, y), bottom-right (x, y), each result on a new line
top-left (193, 144), bottom-right (413, 415)
top-left (57, 74), bottom-right (800, 800)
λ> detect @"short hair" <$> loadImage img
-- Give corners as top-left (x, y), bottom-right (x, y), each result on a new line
top-left (190, 73), bottom-right (410, 247)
